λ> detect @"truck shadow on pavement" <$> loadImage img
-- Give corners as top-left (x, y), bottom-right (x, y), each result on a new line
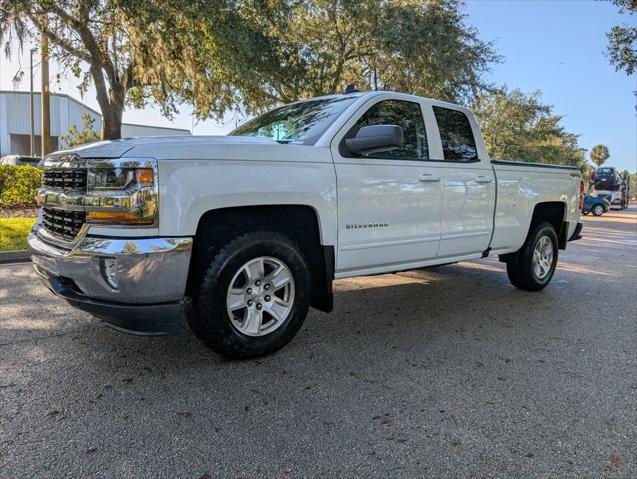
top-left (1, 259), bottom-right (584, 372)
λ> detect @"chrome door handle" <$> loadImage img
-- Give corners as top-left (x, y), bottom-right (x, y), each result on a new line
top-left (418, 174), bottom-right (441, 183)
top-left (475, 176), bottom-right (493, 184)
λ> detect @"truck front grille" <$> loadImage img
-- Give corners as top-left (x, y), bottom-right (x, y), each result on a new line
top-left (42, 208), bottom-right (86, 241)
top-left (42, 169), bottom-right (87, 191)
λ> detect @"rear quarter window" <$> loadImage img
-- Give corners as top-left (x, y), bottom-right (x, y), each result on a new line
top-left (433, 106), bottom-right (478, 162)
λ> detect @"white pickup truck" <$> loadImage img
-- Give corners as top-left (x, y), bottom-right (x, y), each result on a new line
top-left (28, 91), bottom-right (584, 358)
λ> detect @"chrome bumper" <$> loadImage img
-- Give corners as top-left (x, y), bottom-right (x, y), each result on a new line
top-left (27, 230), bottom-right (193, 334)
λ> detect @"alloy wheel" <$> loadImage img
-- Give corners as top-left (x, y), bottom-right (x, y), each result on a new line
top-left (226, 256), bottom-right (295, 336)
top-left (532, 235), bottom-right (554, 280)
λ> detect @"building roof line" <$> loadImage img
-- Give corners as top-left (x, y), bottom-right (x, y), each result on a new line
top-left (0, 90), bottom-right (190, 133)
top-left (0, 89), bottom-right (102, 117)
top-left (120, 121), bottom-right (190, 133)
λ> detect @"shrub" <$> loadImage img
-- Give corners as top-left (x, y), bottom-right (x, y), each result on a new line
top-left (60, 113), bottom-right (100, 148)
top-left (0, 165), bottom-right (42, 207)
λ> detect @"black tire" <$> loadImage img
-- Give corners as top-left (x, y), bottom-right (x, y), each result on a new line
top-left (506, 222), bottom-right (558, 292)
top-left (592, 204), bottom-right (604, 216)
top-left (186, 231), bottom-right (311, 359)
top-left (582, 211), bottom-right (589, 216)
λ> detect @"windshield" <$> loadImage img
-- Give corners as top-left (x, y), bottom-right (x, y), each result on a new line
top-left (230, 96), bottom-right (357, 145)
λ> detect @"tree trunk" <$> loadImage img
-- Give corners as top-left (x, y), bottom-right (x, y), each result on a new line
top-left (90, 64), bottom-right (125, 140)
top-left (101, 102), bottom-right (124, 140)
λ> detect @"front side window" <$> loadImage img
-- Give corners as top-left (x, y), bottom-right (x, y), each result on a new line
top-left (433, 106), bottom-right (478, 162)
top-left (354, 100), bottom-right (428, 160)
top-left (231, 96), bottom-right (357, 145)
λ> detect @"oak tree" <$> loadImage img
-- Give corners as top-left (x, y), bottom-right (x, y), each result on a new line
top-left (1, 0), bottom-right (500, 139)
top-left (0, 0), bottom-right (249, 139)
top-left (471, 87), bottom-right (585, 168)
top-left (231, 0), bottom-right (500, 105)
top-left (606, 0), bottom-right (636, 75)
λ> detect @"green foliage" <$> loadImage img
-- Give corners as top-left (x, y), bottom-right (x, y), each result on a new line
top-left (590, 144), bottom-right (610, 168)
top-left (470, 87), bottom-right (584, 168)
top-left (0, 165), bottom-right (42, 206)
top-left (0, 217), bottom-right (37, 251)
top-left (0, 0), bottom-right (500, 135)
top-left (606, 0), bottom-right (636, 75)
top-left (0, 0), bottom-right (225, 138)
top-left (60, 113), bottom-right (100, 148)
top-left (200, 0), bottom-right (501, 111)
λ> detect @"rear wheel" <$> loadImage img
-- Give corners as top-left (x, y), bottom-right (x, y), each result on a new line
top-left (592, 204), bottom-right (604, 216)
top-left (186, 231), bottom-right (311, 358)
top-left (506, 222), bottom-right (558, 291)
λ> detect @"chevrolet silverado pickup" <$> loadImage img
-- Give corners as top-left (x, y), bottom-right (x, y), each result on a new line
top-left (28, 91), bottom-right (584, 358)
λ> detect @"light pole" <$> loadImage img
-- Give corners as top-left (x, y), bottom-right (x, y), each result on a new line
top-left (29, 47), bottom-right (38, 157)
top-left (40, 34), bottom-right (52, 156)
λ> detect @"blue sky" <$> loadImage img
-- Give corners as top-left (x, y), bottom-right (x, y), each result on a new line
top-left (466, 0), bottom-right (636, 172)
top-left (1, 0), bottom-right (635, 171)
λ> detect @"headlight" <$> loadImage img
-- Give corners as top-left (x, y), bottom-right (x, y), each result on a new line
top-left (85, 159), bottom-right (158, 226)
top-left (88, 167), bottom-right (154, 191)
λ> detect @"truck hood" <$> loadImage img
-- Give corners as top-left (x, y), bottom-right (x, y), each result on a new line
top-left (69, 136), bottom-right (279, 159)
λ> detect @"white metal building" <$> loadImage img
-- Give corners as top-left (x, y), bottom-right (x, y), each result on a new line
top-left (0, 90), bottom-right (190, 156)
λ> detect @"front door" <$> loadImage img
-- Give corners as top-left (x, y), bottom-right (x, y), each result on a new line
top-left (332, 98), bottom-right (443, 276)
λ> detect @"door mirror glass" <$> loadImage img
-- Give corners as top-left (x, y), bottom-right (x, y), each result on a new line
top-left (345, 125), bottom-right (404, 156)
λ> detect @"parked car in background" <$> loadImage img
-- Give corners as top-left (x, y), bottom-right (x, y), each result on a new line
top-left (582, 194), bottom-right (610, 216)
top-left (0, 155), bottom-right (41, 166)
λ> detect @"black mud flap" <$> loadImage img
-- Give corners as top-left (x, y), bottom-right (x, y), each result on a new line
top-left (568, 222), bottom-right (583, 242)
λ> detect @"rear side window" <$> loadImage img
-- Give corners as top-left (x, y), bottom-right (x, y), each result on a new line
top-left (355, 100), bottom-right (428, 160)
top-left (433, 106), bottom-right (478, 162)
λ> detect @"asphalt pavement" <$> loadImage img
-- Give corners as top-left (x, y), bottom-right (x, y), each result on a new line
top-left (1, 207), bottom-right (636, 478)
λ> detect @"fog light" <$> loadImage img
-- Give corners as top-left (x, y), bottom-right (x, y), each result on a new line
top-left (100, 258), bottom-right (118, 289)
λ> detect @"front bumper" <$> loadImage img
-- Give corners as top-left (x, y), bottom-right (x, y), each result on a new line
top-left (27, 230), bottom-right (193, 335)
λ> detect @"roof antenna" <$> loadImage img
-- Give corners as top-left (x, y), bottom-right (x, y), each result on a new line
top-left (343, 84), bottom-right (359, 94)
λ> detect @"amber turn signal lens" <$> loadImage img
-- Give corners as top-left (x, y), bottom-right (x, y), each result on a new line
top-left (87, 211), bottom-right (154, 225)
top-left (135, 168), bottom-right (154, 185)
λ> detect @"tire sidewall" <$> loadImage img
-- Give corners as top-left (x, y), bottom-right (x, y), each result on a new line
top-left (198, 235), bottom-right (311, 357)
top-left (529, 225), bottom-right (558, 286)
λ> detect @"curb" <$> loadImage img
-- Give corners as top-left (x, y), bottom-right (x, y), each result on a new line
top-left (0, 250), bottom-right (30, 265)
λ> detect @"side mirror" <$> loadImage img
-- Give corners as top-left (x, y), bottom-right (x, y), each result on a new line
top-left (345, 125), bottom-right (404, 156)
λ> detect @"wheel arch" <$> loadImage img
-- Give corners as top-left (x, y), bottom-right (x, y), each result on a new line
top-left (188, 204), bottom-right (334, 313)
top-left (528, 201), bottom-right (569, 250)
top-left (528, 201), bottom-right (570, 250)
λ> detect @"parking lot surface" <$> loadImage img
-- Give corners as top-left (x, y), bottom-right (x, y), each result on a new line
top-left (1, 208), bottom-right (636, 478)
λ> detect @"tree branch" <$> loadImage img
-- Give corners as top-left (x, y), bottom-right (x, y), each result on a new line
top-left (27, 14), bottom-right (91, 63)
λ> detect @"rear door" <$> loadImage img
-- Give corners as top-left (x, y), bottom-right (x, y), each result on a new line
top-left (331, 96), bottom-right (444, 275)
top-left (431, 105), bottom-right (496, 257)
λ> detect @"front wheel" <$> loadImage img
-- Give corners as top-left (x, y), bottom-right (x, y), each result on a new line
top-left (186, 231), bottom-right (311, 358)
top-left (506, 222), bottom-right (558, 291)
top-left (592, 204), bottom-right (604, 216)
